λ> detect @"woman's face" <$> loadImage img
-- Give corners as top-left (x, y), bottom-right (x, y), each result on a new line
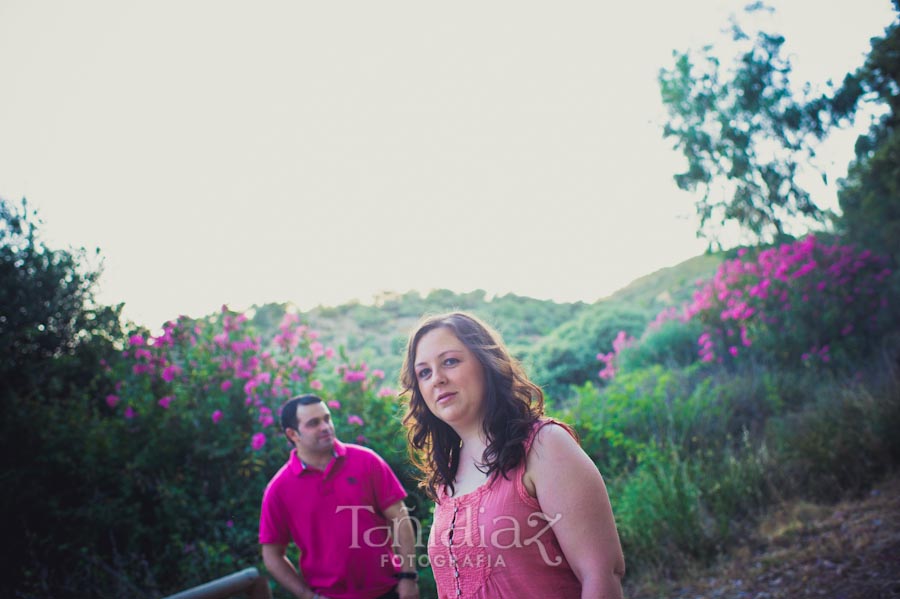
top-left (413, 326), bottom-right (487, 431)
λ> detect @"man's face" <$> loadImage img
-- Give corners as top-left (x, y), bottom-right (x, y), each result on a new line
top-left (291, 401), bottom-right (336, 454)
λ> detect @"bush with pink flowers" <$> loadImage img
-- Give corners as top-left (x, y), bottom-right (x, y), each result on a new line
top-left (92, 307), bottom-right (416, 595)
top-left (680, 236), bottom-right (892, 369)
top-left (603, 236), bottom-right (893, 379)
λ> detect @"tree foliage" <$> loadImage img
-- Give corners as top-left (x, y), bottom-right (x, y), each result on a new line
top-left (0, 198), bottom-right (122, 391)
top-left (659, 3), bottom-right (899, 247)
top-left (0, 198), bottom-right (124, 597)
top-left (836, 8), bottom-right (900, 265)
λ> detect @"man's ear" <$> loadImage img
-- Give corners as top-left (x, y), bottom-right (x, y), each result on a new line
top-left (285, 427), bottom-right (300, 445)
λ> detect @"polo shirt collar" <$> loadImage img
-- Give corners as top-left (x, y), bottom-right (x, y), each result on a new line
top-left (289, 439), bottom-right (347, 475)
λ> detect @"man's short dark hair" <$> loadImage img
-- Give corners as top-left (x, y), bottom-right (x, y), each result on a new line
top-left (280, 394), bottom-right (324, 433)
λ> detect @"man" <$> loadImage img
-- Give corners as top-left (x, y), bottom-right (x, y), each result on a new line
top-left (259, 394), bottom-right (419, 599)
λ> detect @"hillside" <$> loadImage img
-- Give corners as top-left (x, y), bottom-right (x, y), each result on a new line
top-left (246, 252), bottom-right (723, 388)
top-left (603, 252), bottom-right (723, 308)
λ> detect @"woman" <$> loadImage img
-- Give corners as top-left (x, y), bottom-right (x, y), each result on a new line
top-left (401, 312), bottom-right (625, 599)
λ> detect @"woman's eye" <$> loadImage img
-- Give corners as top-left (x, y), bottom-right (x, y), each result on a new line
top-left (417, 368), bottom-right (431, 379)
top-left (444, 358), bottom-right (459, 366)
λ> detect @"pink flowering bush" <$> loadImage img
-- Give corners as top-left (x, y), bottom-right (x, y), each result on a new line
top-left (595, 236), bottom-right (892, 387)
top-left (655, 236), bottom-right (892, 371)
top-left (596, 331), bottom-right (637, 380)
top-left (96, 307), bottom-right (409, 590)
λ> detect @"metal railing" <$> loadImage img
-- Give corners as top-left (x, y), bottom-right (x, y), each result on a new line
top-left (161, 567), bottom-right (272, 599)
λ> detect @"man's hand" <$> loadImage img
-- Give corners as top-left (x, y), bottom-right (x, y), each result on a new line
top-left (397, 577), bottom-right (419, 599)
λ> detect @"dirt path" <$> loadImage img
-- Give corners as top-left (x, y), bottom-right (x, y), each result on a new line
top-left (626, 473), bottom-right (900, 599)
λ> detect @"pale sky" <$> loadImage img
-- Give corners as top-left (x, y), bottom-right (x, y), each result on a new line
top-left (1, 1), bottom-right (895, 328)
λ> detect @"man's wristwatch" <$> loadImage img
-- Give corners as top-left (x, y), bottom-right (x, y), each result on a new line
top-left (395, 571), bottom-right (418, 581)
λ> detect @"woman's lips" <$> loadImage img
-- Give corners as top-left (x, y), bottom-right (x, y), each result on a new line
top-left (437, 392), bottom-right (456, 404)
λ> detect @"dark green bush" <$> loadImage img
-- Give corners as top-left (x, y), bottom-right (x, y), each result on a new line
top-left (766, 374), bottom-right (900, 501)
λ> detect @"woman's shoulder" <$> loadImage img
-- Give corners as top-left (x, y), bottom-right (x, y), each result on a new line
top-left (527, 417), bottom-right (578, 452)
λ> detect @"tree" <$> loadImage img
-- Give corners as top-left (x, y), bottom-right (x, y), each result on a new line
top-left (659, 3), bottom-right (899, 247)
top-left (835, 7), bottom-right (900, 265)
top-left (0, 198), bottom-right (122, 390)
top-left (0, 197), bottom-right (123, 596)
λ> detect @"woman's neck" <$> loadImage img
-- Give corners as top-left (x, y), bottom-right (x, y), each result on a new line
top-left (457, 428), bottom-right (488, 463)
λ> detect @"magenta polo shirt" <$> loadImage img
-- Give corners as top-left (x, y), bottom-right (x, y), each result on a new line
top-left (259, 439), bottom-right (407, 599)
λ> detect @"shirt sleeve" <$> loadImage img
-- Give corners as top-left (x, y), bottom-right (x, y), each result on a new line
top-left (369, 451), bottom-right (408, 513)
top-left (259, 481), bottom-right (290, 545)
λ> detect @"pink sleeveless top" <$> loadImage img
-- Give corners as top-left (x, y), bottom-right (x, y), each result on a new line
top-left (427, 419), bottom-right (582, 598)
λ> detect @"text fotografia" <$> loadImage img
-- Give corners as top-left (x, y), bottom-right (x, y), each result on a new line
top-left (382, 552), bottom-right (508, 569)
top-left (336, 505), bottom-right (564, 567)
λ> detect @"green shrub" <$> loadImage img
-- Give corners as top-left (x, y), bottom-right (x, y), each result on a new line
top-left (617, 318), bottom-right (705, 372)
top-left (766, 375), bottom-right (900, 501)
top-left (526, 305), bottom-right (651, 402)
top-left (609, 451), bottom-right (715, 575)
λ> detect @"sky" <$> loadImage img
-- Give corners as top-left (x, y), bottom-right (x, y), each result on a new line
top-left (1, 1), bottom-right (895, 329)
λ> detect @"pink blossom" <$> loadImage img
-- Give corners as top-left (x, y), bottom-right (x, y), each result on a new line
top-left (251, 433), bottom-right (266, 451)
top-left (347, 415), bottom-right (364, 426)
top-left (158, 396), bottom-right (173, 409)
top-left (226, 520), bottom-right (234, 528)
top-left (290, 356), bottom-right (313, 372)
top-left (161, 364), bottom-right (182, 382)
top-left (258, 405), bottom-right (273, 425)
top-left (343, 370), bottom-right (367, 383)
top-left (327, 400), bottom-right (342, 409)
top-left (211, 410), bottom-right (223, 424)
top-left (310, 380), bottom-right (323, 390)
top-left (325, 347), bottom-right (336, 359)
top-left (377, 388), bottom-right (396, 398)
top-left (356, 435), bottom-right (368, 445)
top-left (124, 406), bottom-right (135, 419)
top-left (728, 346), bottom-right (738, 358)
top-left (221, 380), bottom-right (233, 392)
top-left (128, 334), bottom-right (145, 346)
top-left (371, 369), bottom-right (385, 379)
top-left (105, 394), bottom-right (119, 408)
